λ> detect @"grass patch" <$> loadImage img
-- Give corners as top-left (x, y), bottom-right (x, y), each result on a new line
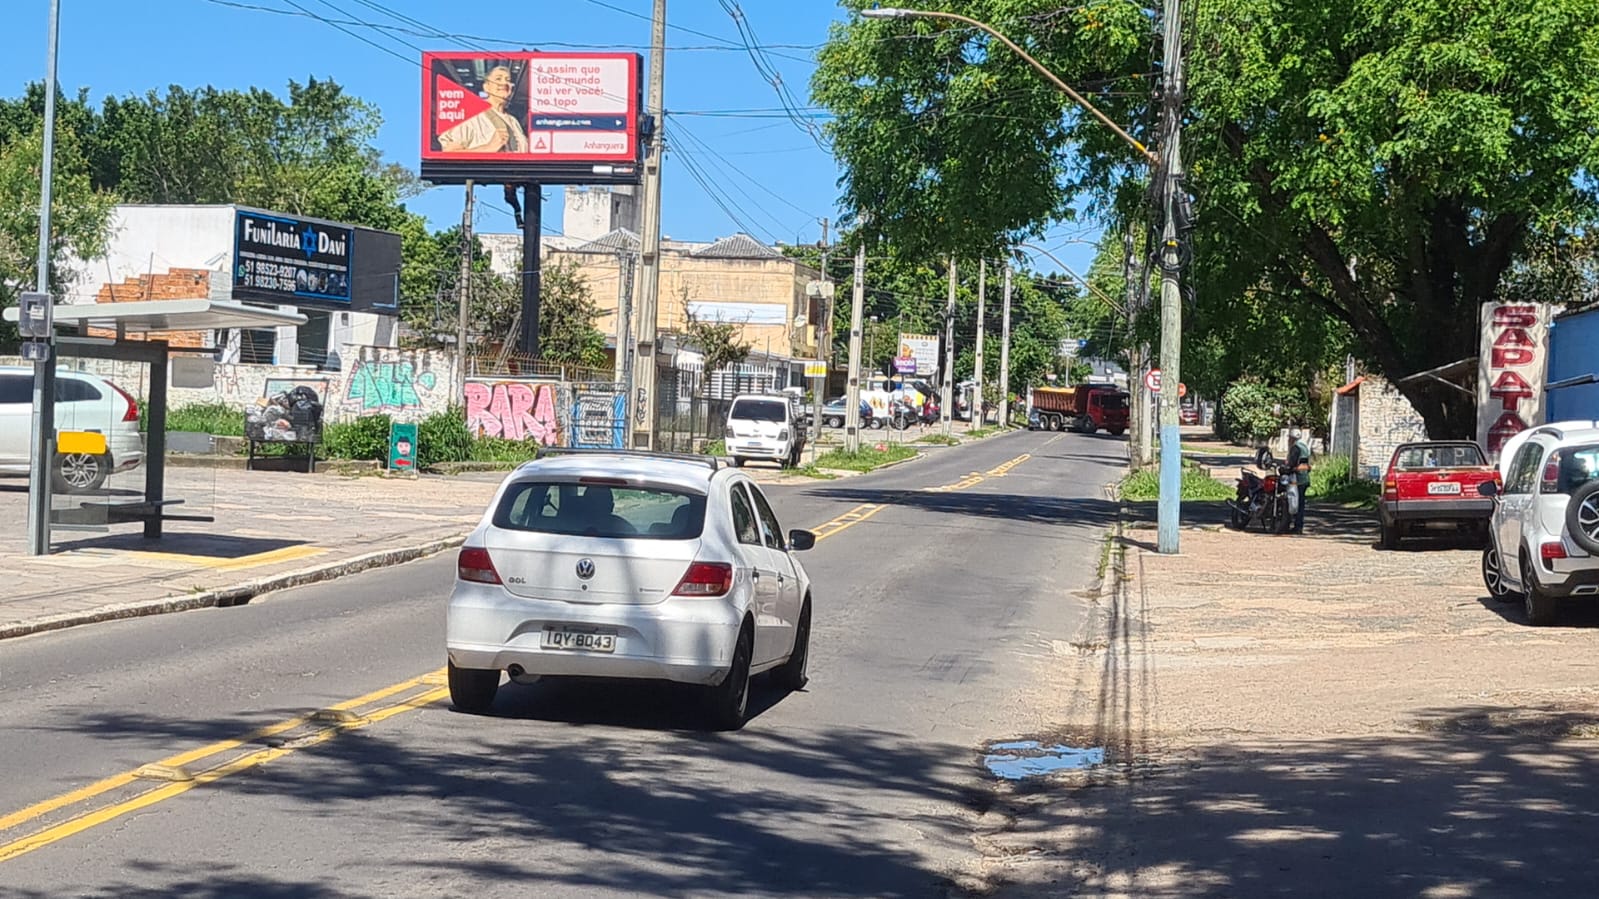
top-left (966, 427), bottom-right (1000, 439)
top-left (793, 464), bottom-right (839, 480)
top-left (917, 434), bottom-right (960, 446)
top-left (1310, 454), bottom-right (1380, 509)
top-left (813, 443), bottom-right (918, 472)
top-left (702, 439), bottom-right (726, 457)
top-left (160, 403), bottom-right (244, 436)
top-left (1120, 465), bottom-right (1237, 501)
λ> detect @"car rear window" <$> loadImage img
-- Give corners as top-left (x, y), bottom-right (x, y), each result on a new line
top-left (730, 400), bottom-right (788, 423)
top-left (1550, 445), bottom-right (1599, 494)
top-left (493, 482), bottom-right (705, 539)
top-left (1395, 445), bottom-right (1485, 469)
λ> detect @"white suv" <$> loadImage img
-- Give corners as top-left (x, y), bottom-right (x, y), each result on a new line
top-left (724, 394), bottom-right (806, 469)
top-left (446, 449), bottom-right (816, 730)
top-left (0, 367), bottom-right (146, 493)
top-left (1481, 422), bottom-right (1599, 624)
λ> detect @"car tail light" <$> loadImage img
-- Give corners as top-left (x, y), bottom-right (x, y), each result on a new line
top-left (1540, 541), bottom-right (1568, 562)
top-left (1382, 476), bottom-right (1398, 500)
top-left (672, 561), bottom-right (733, 597)
top-left (1542, 452), bottom-right (1561, 494)
top-left (107, 381), bottom-right (139, 422)
top-left (457, 547), bottom-right (502, 584)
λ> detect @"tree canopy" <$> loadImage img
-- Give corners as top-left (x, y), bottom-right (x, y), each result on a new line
top-left (813, 0), bottom-right (1599, 437)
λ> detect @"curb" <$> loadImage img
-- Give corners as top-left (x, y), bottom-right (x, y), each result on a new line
top-left (0, 534), bottom-right (467, 642)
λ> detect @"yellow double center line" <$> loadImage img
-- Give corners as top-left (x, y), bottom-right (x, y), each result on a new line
top-left (0, 501), bottom-right (898, 864)
top-left (924, 453), bottom-right (1032, 492)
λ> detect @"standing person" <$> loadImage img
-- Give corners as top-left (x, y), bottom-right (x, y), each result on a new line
top-left (1285, 431), bottom-right (1313, 534)
top-left (439, 65), bottom-right (527, 153)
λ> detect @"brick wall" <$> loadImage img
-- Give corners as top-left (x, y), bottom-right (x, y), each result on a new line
top-left (90, 268), bottom-right (214, 348)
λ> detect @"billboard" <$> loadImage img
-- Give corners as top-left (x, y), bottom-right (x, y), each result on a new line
top-left (898, 333), bottom-right (940, 378)
top-left (1476, 302), bottom-right (1553, 460)
top-left (421, 51), bottom-right (643, 186)
top-left (233, 210), bottom-right (353, 306)
top-left (231, 209), bottom-right (400, 314)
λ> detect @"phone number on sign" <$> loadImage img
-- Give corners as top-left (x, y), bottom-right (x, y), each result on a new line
top-left (240, 259), bottom-right (298, 292)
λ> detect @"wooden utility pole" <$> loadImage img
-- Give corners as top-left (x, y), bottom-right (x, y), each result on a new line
top-left (999, 262), bottom-right (1013, 428)
top-left (1155, 0), bottom-right (1186, 554)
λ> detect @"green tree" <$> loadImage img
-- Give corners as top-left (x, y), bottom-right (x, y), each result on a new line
top-left (813, 0), bottom-right (1599, 437)
top-left (0, 123), bottom-right (115, 344)
top-left (682, 292), bottom-right (753, 393)
top-left (535, 259), bottom-right (607, 368)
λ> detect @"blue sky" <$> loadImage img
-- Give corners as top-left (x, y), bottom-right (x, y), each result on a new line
top-left (1, 0), bottom-right (1098, 272)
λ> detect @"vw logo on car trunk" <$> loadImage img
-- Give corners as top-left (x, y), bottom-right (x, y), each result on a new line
top-left (575, 558), bottom-right (596, 580)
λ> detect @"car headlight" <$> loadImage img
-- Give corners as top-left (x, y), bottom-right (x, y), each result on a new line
top-left (778, 429), bottom-right (790, 441)
top-left (725, 427), bottom-right (735, 439)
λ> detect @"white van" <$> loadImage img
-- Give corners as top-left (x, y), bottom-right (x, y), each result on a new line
top-left (724, 394), bottom-right (805, 469)
top-left (0, 367), bottom-right (146, 492)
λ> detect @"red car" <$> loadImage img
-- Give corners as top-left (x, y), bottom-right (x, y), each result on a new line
top-left (1378, 441), bottom-right (1499, 549)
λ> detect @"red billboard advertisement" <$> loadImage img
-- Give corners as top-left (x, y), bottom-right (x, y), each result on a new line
top-left (420, 51), bottom-right (643, 186)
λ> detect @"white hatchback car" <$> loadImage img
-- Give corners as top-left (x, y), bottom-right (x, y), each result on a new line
top-left (0, 366), bottom-right (145, 493)
top-left (1481, 422), bottom-right (1599, 624)
top-left (446, 449), bottom-right (816, 729)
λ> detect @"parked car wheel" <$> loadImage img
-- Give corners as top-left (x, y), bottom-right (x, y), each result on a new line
top-left (53, 452), bottom-right (109, 494)
top-left (825, 415), bottom-right (843, 429)
top-left (1565, 479), bottom-right (1599, 556)
top-left (1482, 544), bottom-right (1518, 602)
top-left (730, 456), bottom-right (745, 468)
top-left (704, 621), bottom-right (754, 731)
top-left (1379, 520), bottom-right (1402, 550)
top-left (1520, 550), bottom-right (1561, 626)
top-left (447, 660), bottom-right (500, 714)
top-left (772, 599), bottom-right (811, 692)
top-left (868, 417), bottom-right (885, 430)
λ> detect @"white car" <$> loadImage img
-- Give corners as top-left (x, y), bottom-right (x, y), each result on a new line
top-left (1481, 422), bottom-right (1599, 624)
top-left (446, 449), bottom-right (816, 729)
top-left (724, 394), bottom-right (805, 469)
top-left (0, 366), bottom-right (145, 493)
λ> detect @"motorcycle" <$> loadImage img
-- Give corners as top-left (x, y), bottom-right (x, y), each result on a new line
top-left (1228, 464), bottom-right (1296, 534)
top-left (888, 397), bottom-right (919, 430)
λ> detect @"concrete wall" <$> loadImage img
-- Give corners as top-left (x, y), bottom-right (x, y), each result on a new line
top-left (2, 345), bottom-right (459, 425)
top-left (1355, 375), bottom-right (1428, 479)
top-left (563, 185), bottom-right (639, 243)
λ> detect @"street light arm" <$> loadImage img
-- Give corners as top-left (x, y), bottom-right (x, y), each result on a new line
top-left (865, 7), bottom-right (1157, 164)
top-left (1018, 242), bottom-right (1127, 318)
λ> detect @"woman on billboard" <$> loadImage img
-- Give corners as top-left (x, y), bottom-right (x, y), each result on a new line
top-left (438, 65), bottom-right (527, 153)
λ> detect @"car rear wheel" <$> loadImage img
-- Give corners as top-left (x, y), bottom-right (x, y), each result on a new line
top-left (53, 452), bottom-right (109, 494)
top-left (1075, 415), bottom-right (1095, 433)
top-left (1566, 480), bottom-right (1599, 556)
top-left (705, 621), bottom-right (754, 731)
top-left (825, 416), bottom-right (843, 429)
top-left (1520, 551), bottom-right (1560, 626)
top-left (1482, 544), bottom-right (1518, 602)
top-left (730, 456), bottom-right (745, 468)
top-left (1379, 520), bottom-right (1401, 550)
top-left (447, 660), bottom-right (500, 714)
top-left (773, 600), bottom-right (811, 692)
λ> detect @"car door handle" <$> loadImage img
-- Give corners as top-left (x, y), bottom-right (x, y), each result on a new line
top-left (776, 573), bottom-right (785, 585)
top-left (751, 569), bottom-right (761, 581)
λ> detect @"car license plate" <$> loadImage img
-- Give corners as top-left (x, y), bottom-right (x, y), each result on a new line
top-left (541, 627), bottom-right (616, 653)
top-left (1428, 481), bottom-right (1462, 495)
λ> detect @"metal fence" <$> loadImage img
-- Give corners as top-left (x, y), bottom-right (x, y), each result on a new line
top-left (655, 365), bottom-right (778, 454)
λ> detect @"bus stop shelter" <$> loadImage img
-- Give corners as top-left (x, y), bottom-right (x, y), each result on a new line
top-left (5, 299), bottom-right (307, 551)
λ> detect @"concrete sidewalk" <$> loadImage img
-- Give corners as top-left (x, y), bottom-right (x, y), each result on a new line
top-left (0, 467), bottom-right (506, 641)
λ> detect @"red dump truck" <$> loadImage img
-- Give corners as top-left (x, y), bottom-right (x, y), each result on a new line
top-left (1028, 385), bottom-right (1129, 435)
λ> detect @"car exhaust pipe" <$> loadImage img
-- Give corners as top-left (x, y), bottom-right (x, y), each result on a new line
top-left (506, 664), bottom-right (540, 685)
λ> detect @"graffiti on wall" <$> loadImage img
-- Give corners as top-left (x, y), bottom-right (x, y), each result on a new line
top-left (344, 359), bottom-right (441, 413)
top-left (571, 387), bottom-right (626, 449)
top-left (465, 379), bottom-right (562, 444)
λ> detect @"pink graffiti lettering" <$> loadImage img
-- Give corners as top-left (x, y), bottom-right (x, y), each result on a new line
top-left (464, 381), bottom-right (561, 444)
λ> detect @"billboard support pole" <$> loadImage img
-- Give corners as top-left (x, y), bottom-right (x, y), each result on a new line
top-left (519, 183), bottom-right (542, 358)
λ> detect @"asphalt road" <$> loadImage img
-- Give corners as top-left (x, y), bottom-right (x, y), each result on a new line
top-left (0, 429), bottom-right (1126, 898)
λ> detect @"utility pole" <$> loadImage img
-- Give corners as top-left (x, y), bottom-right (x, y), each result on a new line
top-left (974, 258), bottom-right (986, 429)
top-left (1123, 228), bottom-right (1146, 467)
top-left (942, 257), bottom-right (956, 438)
top-left (811, 217), bottom-right (830, 462)
top-left (999, 262), bottom-right (1013, 428)
top-left (843, 239), bottom-right (866, 453)
top-left (614, 250), bottom-right (635, 387)
top-left (25, 0), bottom-right (62, 557)
top-left (1155, 0), bottom-right (1186, 554)
top-left (630, 0), bottom-right (667, 449)
top-left (457, 181), bottom-right (474, 397)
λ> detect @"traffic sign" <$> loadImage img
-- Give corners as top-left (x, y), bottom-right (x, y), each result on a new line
top-left (1143, 369), bottom-right (1162, 394)
top-left (804, 360), bottom-right (827, 379)
top-left (894, 356), bottom-right (916, 374)
top-left (1177, 382), bottom-right (1188, 398)
top-left (18, 292), bottom-right (51, 339)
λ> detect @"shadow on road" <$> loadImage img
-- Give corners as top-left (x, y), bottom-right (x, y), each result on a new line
top-left (801, 487), bottom-right (1121, 532)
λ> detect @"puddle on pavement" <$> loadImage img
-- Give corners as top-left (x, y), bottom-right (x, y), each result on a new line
top-left (982, 740), bottom-right (1105, 780)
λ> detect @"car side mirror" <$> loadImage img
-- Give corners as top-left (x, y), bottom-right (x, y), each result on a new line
top-left (1477, 480), bottom-right (1499, 498)
top-left (788, 529), bottom-right (816, 551)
